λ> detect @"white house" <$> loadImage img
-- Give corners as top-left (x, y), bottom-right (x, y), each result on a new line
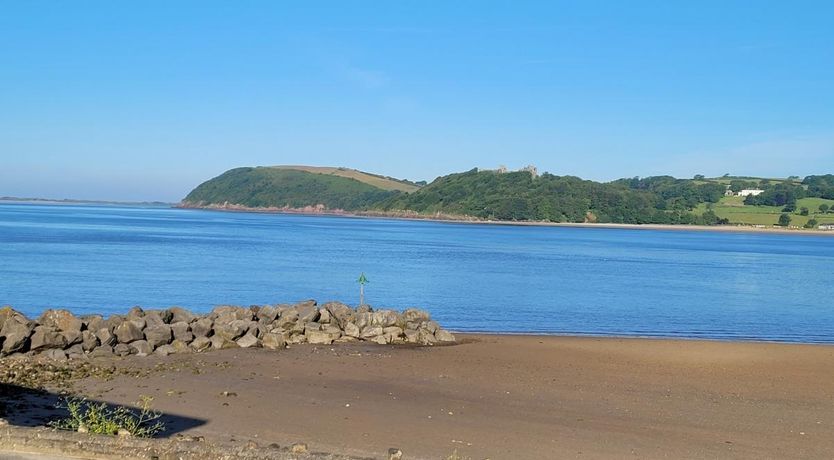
top-left (737, 189), bottom-right (764, 197)
top-left (819, 224), bottom-right (834, 231)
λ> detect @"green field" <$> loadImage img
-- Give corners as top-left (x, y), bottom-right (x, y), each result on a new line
top-left (696, 196), bottom-right (834, 227)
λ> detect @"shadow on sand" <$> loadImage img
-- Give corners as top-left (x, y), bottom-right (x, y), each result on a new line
top-left (0, 383), bottom-right (205, 437)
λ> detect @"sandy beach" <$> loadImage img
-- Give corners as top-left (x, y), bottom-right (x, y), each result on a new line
top-left (176, 204), bottom-right (834, 237)
top-left (27, 335), bottom-right (830, 459)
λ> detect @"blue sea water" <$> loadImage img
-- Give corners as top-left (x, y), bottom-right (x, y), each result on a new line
top-left (1, 202), bottom-right (833, 343)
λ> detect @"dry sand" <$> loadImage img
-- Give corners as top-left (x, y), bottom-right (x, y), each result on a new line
top-left (71, 335), bottom-right (834, 459)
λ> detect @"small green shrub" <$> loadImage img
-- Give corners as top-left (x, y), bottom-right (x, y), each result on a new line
top-left (49, 395), bottom-right (165, 438)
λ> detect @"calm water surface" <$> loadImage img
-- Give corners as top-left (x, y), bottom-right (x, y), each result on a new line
top-left (2, 202), bottom-right (833, 343)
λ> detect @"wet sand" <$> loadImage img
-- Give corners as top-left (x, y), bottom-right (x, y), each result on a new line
top-left (74, 335), bottom-right (834, 459)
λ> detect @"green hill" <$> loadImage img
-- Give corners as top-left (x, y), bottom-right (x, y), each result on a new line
top-left (182, 166), bottom-right (834, 227)
top-left (182, 167), bottom-right (404, 210)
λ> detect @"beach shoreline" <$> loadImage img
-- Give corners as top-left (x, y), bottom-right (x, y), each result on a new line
top-left (7, 333), bottom-right (832, 459)
top-left (176, 203), bottom-right (834, 237)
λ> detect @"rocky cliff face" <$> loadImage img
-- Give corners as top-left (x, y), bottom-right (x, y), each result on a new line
top-left (0, 302), bottom-right (456, 360)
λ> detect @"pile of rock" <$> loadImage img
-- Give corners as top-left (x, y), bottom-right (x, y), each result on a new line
top-left (0, 302), bottom-right (456, 360)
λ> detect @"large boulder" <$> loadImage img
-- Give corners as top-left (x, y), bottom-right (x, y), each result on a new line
top-left (190, 336), bottom-right (211, 352)
top-left (324, 302), bottom-right (354, 328)
top-left (82, 315), bottom-right (104, 333)
top-left (129, 340), bottom-right (152, 356)
top-left (214, 319), bottom-right (249, 341)
top-left (262, 331), bottom-right (287, 350)
top-left (372, 310), bottom-right (400, 328)
top-left (275, 309), bottom-right (299, 328)
top-left (360, 326), bottom-right (383, 340)
top-left (95, 327), bottom-right (117, 346)
top-left (114, 320), bottom-right (144, 343)
top-left (37, 309), bottom-right (83, 333)
top-left (81, 330), bottom-right (99, 352)
top-left (171, 322), bottom-right (193, 343)
top-left (295, 303), bottom-right (320, 324)
top-left (257, 305), bottom-right (279, 324)
top-left (191, 318), bottom-right (213, 338)
top-left (306, 330), bottom-right (339, 345)
top-left (435, 330), bottom-right (456, 343)
top-left (1, 314), bottom-right (33, 354)
top-left (344, 322), bottom-right (360, 338)
top-left (236, 332), bottom-right (259, 348)
top-left (143, 311), bottom-right (166, 328)
top-left (402, 308), bottom-right (430, 323)
top-left (211, 305), bottom-right (254, 322)
top-left (144, 324), bottom-right (172, 348)
top-left (167, 307), bottom-right (196, 324)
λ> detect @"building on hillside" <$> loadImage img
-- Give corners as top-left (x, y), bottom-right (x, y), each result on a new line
top-left (737, 189), bottom-right (764, 197)
top-left (520, 165), bottom-right (538, 178)
top-left (497, 165), bottom-right (508, 174)
top-left (818, 224), bottom-right (834, 231)
top-left (724, 186), bottom-right (734, 196)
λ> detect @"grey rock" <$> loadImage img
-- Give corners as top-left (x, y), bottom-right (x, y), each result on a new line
top-left (211, 305), bottom-right (254, 322)
top-left (404, 329), bottom-right (420, 343)
top-left (81, 330), bottom-right (99, 352)
top-left (424, 321), bottom-right (440, 334)
top-left (171, 321), bottom-right (193, 343)
top-left (402, 308), bottom-right (430, 323)
top-left (236, 332), bottom-right (259, 348)
top-left (65, 343), bottom-right (84, 358)
top-left (42, 348), bottom-right (67, 361)
top-left (435, 329), bottom-right (456, 343)
top-left (170, 339), bottom-right (191, 354)
top-left (82, 315), bottom-right (104, 333)
top-left (89, 345), bottom-right (114, 357)
top-left (190, 336), bottom-right (211, 352)
top-left (210, 335), bottom-right (239, 350)
top-left (261, 332), bottom-right (286, 350)
top-left (113, 343), bottom-right (131, 357)
top-left (373, 335), bottom-right (389, 345)
top-left (1, 317), bottom-right (33, 354)
top-left (30, 326), bottom-right (67, 351)
top-left (356, 304), bottom-right (373, 313)
top-left (144, 324), bottom-right (172, 347)
top-left (295, 303), bottom-right (320, 323)
top-left (143, 311), bottom-right (166, 328)
top-left (257, 305), bottom-right (279, 324)
top-left (167, 306), bottom-right (196, 324)
top-left (307, 330), bottom-right (340, 345)
top-left (115, 320), bottom-right (144, 343)
top-left (126, 306), bottom-right (145, 319)
top-left (360, 326), bottom-right (383, 339)
top-left (191, 318), bottom-right (213, 338)
top-left (37, 309), bottom-right (83, 333)
top-left (129, 340), bottom-right (153, 356)
top-left (419, 329), bottom-right (437, 345)
top-left (355, 312), bottom-right (372, 330)
top-left (215, 319), bottom-right (249, 341)
top-left (318, 308), bottom-right (331, 324)
top-left (324, 302), bottom-right (354, 327)
top-left (95, 327), bottom-right (116, 346)
top-left (372, 310), bottom-right (400, 327)
top-left (155, 344), bottom-right (175, 356)
top-left (275, 310), bottom-right (299, 328)
top-left (61, 329), bottom-right (83, 346)
top-left (304, 322), bottom-right (321, 333)
top-left (344, 322), bottom-right (360, 338)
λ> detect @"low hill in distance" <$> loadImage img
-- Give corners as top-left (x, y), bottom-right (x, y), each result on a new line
top-left (181, 166), bottom-right (834, 228)
top-left (270, 165), bottom-right (421, 192)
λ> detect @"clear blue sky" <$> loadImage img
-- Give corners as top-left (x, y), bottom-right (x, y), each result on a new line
top-left (1, 1), bottom-right (832, 201)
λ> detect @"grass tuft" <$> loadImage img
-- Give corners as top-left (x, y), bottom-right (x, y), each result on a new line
top-left (49, 395), bottom-right (165, 438)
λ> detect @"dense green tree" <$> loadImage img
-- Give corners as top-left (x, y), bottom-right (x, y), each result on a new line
top-left (778, 213), bottom-right (792, 227)
top-left (820, 204), bottom-right (830, 213)
top-left (800, 207), bottom-right (809, 216)
top-left (805, 218), bottom-right (819, 229)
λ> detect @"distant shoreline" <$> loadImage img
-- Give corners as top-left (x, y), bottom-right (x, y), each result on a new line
top-left (177, 202), bottom-right (834, 237)
top-left (0, 197), bottom-right (173, 207)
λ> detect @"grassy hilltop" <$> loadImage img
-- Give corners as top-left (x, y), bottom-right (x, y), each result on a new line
top-left (182, 166), bottom-right (834, 227)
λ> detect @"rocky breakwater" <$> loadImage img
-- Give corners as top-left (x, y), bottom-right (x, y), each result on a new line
top-left (0, 302), bottom-right (456, 360)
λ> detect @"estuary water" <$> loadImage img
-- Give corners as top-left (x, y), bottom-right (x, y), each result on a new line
top-left (1, 202), bottom-right (833, 343)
